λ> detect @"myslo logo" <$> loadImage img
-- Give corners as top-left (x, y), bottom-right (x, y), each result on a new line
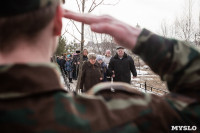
top-left (171, 126), bottom-right (197, 131)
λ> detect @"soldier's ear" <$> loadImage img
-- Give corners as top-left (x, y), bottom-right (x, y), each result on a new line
top-left (53, 5), bottom-right (63, 36)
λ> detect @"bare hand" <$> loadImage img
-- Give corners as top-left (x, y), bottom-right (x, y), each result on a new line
top-left (112, 71), bottom-right (115, 77)
top-left (63, 10), bottom-right (142, 50)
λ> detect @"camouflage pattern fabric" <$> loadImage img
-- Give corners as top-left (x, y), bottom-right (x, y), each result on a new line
top-left (0, 29), bottom-right (200, 132)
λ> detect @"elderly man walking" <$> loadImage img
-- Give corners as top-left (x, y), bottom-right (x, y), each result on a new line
top-left (108, 46), bottom-right (137, 84)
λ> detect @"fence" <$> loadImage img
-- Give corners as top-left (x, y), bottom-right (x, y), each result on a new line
top-left (137, 82), bottom-right (168, 95)
top-left (61, 68), bottom-right (168, 95)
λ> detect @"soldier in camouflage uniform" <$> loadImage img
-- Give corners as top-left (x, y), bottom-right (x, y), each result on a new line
top-left (0, 0), bottom-right (200, 133)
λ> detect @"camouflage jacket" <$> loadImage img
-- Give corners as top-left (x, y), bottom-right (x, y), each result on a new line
top-left (0, 29), bottom-right (200, 133)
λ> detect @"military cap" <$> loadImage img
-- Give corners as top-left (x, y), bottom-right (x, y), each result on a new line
top-left (0, 0), bottom-right (64, 17)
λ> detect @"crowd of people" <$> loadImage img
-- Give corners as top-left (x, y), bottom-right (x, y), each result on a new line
top-left (1, 0), bottom-right (200, 132)
top-left (55, 47), bottom-right (137, 92)
top-left (56, 49), bottom-right (85, 82)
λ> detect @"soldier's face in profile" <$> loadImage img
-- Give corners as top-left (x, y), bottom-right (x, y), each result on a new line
top-left (117, 49), bottom-right (124, 58)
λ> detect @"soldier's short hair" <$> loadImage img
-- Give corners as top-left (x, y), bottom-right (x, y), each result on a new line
top-left (0, 0), bottom-right (62, 53)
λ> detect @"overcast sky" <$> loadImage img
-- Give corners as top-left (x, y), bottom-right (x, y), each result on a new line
top-left (62, 0), bottom-right (200, 41)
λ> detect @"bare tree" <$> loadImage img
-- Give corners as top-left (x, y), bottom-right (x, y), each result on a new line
top-left (85, 28), bottom-right (117, 55)
top-left (159, 0), bottom-right (200, 44)
top-left (172, 0), bottom-right (197, 42)
top-left (160, 20), bottom-right (169, 38)
top-left (195, 2), bottom-right (200, 45)
top-left (64, 0), bottom-right (120, 91)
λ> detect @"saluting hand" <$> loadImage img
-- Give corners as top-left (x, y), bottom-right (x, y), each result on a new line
top-left (63, 9), bottom-right (142, 50)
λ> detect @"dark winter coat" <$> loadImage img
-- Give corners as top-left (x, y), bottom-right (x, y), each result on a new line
top-left (72, 54), bottom-right (80, 64)
top-left (108, 53), bottom-right (137, 84)
top-left (80, 61), bottom-right (103, 92)
top-left (83, 55), bottom-right (88, 61)
top-left (60, 58), bottom-right (66, 70)
top-left (56, 58), bottom-right (61, 66)
top-left (65, 59), bottom-right (73, 72)
top-left (72, 54), bottom-right (80, 79)
top-left (99, 62), bottom-right (107, 82)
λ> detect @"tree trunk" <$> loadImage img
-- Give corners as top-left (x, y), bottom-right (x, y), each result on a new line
top-left (76, 0), bottom-right (85, 92)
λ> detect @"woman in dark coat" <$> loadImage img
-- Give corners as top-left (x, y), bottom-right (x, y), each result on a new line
top-left (97, 56), bottom-right (107, 82)
top-left (80, 53), bottom-right (103, 92)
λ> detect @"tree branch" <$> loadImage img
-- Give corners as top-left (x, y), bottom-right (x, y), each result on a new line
top-left (70, 20), bottom-right (81, 34)
top-left (61, 20), bottom-right (71, 36)
top-left (88, 0), bottom-right (104, 13)
top-left (67, 31), bottom-right (81, 42)
top-left (76, 0), bottom-right (81, 12)
top-left (88, 0), bottom-right (96, 13)
top-left (94, 33), bottom-right (102, 54)
top-left (64, 27), bottom-right (81, 42)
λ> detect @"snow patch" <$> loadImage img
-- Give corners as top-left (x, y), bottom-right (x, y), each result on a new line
top-left (137, 70), bottom-right (148, 75)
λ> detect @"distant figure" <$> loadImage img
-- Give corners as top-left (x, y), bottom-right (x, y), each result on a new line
top-left (83, 48), bottom-right (88, 61)
top-left (104, 50), bottom-right (112, 81)
top-left (2, 0), bottom-right (200, 132)
top-left (65, 55), bottom-right (73, 83)
top-left (60, 56), bottom-right (66, 71)
top-left (97, 56), bottom-right (107, 82)
top-left (104, 49), bottom-right (112, 66)
top-left (56, 56), bottom-right (61, 66)
top-left (108, 46), bottom-right (137, 84)
top-left (80, 53), bottom-right (103, 92)
top-left (72, 49), bottom-right (80, 80)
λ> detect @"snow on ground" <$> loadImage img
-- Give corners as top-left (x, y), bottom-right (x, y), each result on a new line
top-left (131, 67), bottom-right (168, 96)
top-left (60, 76), bottom-right (76, 92)
top-left (60, 65), bottom-right (167, 96)
top-left (132, 78), bottom-right (140, 81)
top-left (132, 85), bottom-right (165, 96)
top-left (136, 70), bottom-right (148, 75)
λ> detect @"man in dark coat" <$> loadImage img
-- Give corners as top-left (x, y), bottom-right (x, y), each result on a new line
top-left (59, 55), bottom-right (66, 71)
top-left (108, 46), bottom-right (137, 84)
top-left (72, 50), bottom-right (80, 80)
top-left (2, 1), bottom-right (200, 132)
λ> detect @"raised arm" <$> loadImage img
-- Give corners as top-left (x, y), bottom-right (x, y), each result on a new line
top-left (133, 29), bottom-right (200, 96)
top-left (63, 10), bottom-right (200, 97)
top-left (63, 10), bottom-right (141, 50)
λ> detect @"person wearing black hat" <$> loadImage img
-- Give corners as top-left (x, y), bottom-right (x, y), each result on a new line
top-left (72, 49), bottom-right (81, 80)
top-left (65, 8), bottom-right (200, 133)
top-left (107, 46), bottom-right (137, 84)
top-left (2, 1), bottom-right (200, 133)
